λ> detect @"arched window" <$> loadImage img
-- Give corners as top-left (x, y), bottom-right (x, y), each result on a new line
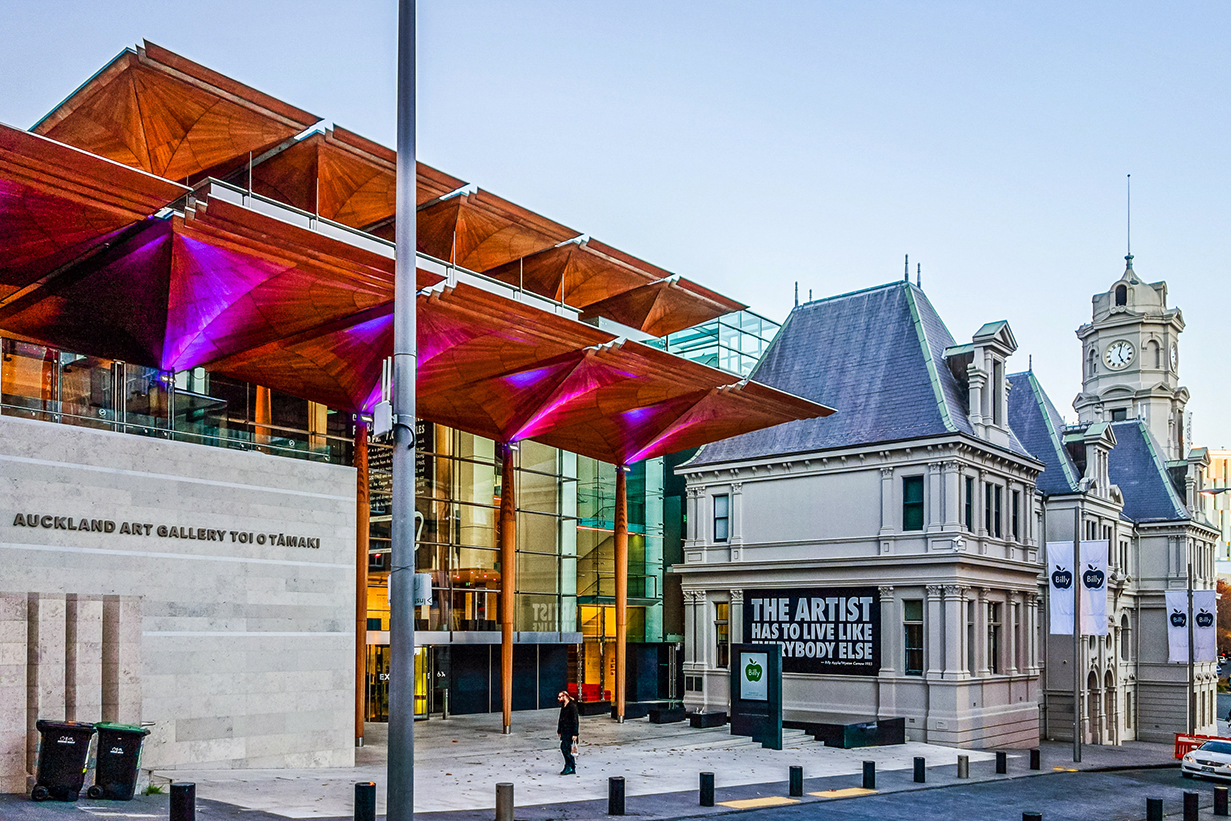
top-left (1120, 614), bottom-right (1130, 662)
top-left (1147, 339), bottom-right (1160, 368)
top-left (1087, 348), bottom-right (1098, 377)
top-left (1115, 285), bottom-right (1127, 306)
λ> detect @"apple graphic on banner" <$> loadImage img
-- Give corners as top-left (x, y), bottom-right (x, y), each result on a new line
top-left (745, 660), bottom-right (763, 682)
top-left (1197, 609), bottom-right (1214, 628)
top-left (1170, 609), bottom-right (1187, 628)
top-left (1082, 564), bottom-right (1104, 589)
top-left (1051, 566), bottom-right (1072, 589)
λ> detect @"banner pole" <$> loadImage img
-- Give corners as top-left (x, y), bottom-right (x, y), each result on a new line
top-left (1072, 504), bottom-right (1081, 763)
top-left (1188, 554), bottom-right (1195, 735)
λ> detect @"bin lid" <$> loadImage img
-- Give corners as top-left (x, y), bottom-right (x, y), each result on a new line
top-left (94, 722), bottom-right (149, 735)
top-left (35, 720), bottom-right (95, 732)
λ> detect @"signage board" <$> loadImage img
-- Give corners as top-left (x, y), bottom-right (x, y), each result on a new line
top-left (743, 586), bottom-right (880, 676)
top-left (739, 652), bottom-right (768, 701)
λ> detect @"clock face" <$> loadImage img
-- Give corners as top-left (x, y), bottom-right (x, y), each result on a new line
top-left (1171, 343), bottom-right (1178, 369)
top-left (1104, 340), bottom-right (1135, 370)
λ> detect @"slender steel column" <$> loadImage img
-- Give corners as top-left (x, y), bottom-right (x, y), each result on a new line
top-left (388, 1), bottom-right (417, 818)
top-left (615, 466), bottom-right (628, 721)
top-left (500, 444), bottom-right (517, 733)
top-left (354, 422), bottom-right (370, 746)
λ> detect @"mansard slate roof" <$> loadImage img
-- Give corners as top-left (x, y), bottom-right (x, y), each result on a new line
top-left (1007, 371), bottom-right (1081, 495)
top-left (691, 281), bottom-right (1029, 466)
top-left (1107, 420), bottom-right (1190, 523)
top-left (1006, 370), bottom-right (1190, 524)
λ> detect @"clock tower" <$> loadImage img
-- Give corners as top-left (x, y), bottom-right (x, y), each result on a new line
top-left (1074, 255), bottom-right (1189, 460)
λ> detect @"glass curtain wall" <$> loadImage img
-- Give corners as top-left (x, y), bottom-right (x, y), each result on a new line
top-left (0, 336), bottom-right (354, 463)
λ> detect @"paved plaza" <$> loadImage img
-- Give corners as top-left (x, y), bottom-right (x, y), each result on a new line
top-left (0, 709), bottom-right (1190, 820)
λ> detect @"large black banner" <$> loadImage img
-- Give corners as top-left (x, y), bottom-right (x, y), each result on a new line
top-left (742, 587), bottom-right (880, 676)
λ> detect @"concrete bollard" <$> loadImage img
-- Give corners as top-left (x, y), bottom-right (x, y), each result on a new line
top-left (608, 776), bottom-right (625, 816)
top-left (170, 782), bottom-right (196, 821)
top-left (913, 757), bottom-right (925, 783)
top-left (862, 760), bottom-right (876, 790)
top-left (1022, 813), bottom-right (1042, 821)
top-left (1184, 791), bottom-right (1199, 821)
top-left (1029, 748), bottom-right (1041, 770)
top-left (789, 766), bottom-right (803, 797)
top-left (495, 783), bottom-right (514, 821)
top-left (1216, 785), bottom-right (1229, 817)
top-left (700, 772), bottom-right (714, 807)
top-left (957, 755), bottom-right (969, 779)
top-left (996, 750), bottom-right (1007, 774)
top-left (355, 782), bottom-right (376, 821)
top-left (1146, 797), bottom-right (1163, 821)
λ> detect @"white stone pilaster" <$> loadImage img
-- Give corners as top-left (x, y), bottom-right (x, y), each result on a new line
top-left (925, 586), bottom-right (943, 679)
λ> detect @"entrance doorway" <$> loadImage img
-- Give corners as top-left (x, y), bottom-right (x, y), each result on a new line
top-left (366, 644), bottom-right (430, 721)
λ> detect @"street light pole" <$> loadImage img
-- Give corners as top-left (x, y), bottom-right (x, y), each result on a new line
top-left (388, 1), bottom-right (417, 819)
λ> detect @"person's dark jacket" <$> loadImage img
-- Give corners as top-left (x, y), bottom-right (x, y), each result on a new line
top-left (558, 699), bottom-right (579, 739)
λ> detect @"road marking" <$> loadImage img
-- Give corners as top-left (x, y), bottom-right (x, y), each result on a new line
top-left (718, 796), bottom-right (800, 809)
top-left (810, 787), bottom-right (877, 798)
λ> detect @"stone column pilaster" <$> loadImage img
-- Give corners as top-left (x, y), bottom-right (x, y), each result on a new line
top-left (975, 588), bottom-right (989, 676)
top-left (878, 586), bottom-right (896, 676)
top-left (943, 461), bottom-right (961, 529)
top-left (927, 463), bottom-right (944, 532)
top-left (879, 467), bottom-right (895, 537)
top-left (925, 586), bottom-right (943, 679)
top-left (943, 585), bottom-right (963, 677)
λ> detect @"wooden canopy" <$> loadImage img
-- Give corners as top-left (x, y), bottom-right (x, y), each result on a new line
top-left (33, 41), bottom-right (318, 185)
top-left (0, 45), bottom-right (835, 464)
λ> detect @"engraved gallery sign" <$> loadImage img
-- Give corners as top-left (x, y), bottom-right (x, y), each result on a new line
top-left (10, 513), bottom-right (322, 548)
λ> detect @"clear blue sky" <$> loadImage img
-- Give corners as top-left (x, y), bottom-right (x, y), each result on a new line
top-left (4, 1), bottom-right (1229, 447)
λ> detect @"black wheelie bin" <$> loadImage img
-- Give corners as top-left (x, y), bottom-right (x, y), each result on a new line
top-left (88, 723), bottom-right (151, 800)
top-left (31, 720), bottom-right (95, 801)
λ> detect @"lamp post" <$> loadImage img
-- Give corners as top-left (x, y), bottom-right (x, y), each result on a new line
top-left (388, 2), bottom-right (417, 820)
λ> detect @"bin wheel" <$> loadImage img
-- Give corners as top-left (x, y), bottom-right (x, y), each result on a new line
top-left (31, 786), bottom-right (49, 801)
top-left (68, 791), bottom-right (79, 802)
top-left (87, 785), bottom-right (104, 799)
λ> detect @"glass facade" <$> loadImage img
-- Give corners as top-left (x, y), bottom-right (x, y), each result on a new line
top-left (647, 310), bottom-right (780, 377)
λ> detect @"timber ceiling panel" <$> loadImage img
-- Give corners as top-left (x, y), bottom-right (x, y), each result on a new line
top-left (482, 238), bottom-right (665, 308)
top-left (0, 124), bottom-right (187, 296)
top-left (417, 190), bottom-right (578, 272)
top-left (33, 42), bottom-right (318, 183)
top-left (579, 277), bottom-right (747, 338)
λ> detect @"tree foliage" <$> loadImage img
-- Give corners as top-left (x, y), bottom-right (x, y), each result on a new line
top-left (1217, 579), bottom-right (1231, 658)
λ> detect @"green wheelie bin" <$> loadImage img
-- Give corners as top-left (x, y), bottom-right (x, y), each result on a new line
top-left (88, 723), bottom-right (151, 800)
top-left (31, 720), bottom-right (96, 801)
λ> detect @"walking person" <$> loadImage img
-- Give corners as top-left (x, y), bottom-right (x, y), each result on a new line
top-left (557, 690), bottom-right (579, 775)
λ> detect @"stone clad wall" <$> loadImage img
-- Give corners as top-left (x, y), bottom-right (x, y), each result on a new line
top-left (0, 414), bottom-right (356, 784)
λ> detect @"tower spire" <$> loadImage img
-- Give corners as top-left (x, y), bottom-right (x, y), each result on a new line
top-left (1125, 174), bottom-right (1133, 271)
top-left (904, 254), bottom-right (909, 282)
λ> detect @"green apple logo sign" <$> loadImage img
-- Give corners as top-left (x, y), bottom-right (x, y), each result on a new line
top-left (745, 660), bottom-right (763, 682)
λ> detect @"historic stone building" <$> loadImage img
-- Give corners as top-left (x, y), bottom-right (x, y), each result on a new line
top-left (677, 260), bottom-right (1220, 748)
top-left (677, 280), bottom-right (1046, 748)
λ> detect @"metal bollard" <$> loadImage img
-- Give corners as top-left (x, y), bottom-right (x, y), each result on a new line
top-left (996, 750), bottom-right (1007, 774)
top-left (1216, 785), bottom-right (1229, 817)
top-left (355, 782), bottom-right (376, 821)
top-left (1146, 797), bottom-right (1163, 821)
top-left (1185, 791), bottom-right (1199, 821)
top-left (862, 760), bottom-right (876, 790)
top-left (699, 772), bottom-right (714, 807)
top-left (1029, 748), bottom-right (1041, 770)
top-left (1023, 813), bottom-right (1042, 821)
top-left (913, 756), bottom-right (925, 783)
top-left (789, 766), bottom-right (803, 797)
top-left (495, 783), bottom-right (514, 821)
top-left (957, 755), bottom-right (969, 779)
top-left (608, 776), bottom-right (625, 816)
top-left (170, 782), bottom-right (196, 821)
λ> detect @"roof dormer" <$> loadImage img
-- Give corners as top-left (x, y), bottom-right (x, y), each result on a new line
top-left (945, 320), bottom-right (1017, 447)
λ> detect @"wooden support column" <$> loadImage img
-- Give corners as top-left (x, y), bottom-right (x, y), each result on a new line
top-left (354, 421), bottom-right (370, 746)
top-left (500, 444), bottom-right (517, 733)
top-left (615, 465), bottom-right (628, 722)
top-left (254, 385), bottom-right (272, 451)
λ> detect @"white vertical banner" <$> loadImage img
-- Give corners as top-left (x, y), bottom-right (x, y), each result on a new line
top-left (1047, 541), bottom-right (1075, 635)
top-left (1079, 540), bottom-right (1109, 636)
top-left (1166, 590), bottom-right (1190, 663)
top-left (1194, 589), bottom-right (1218, 662)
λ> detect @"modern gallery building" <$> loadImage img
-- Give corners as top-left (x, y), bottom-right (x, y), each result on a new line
top-left (0, 42), bottom-right (828, 789)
